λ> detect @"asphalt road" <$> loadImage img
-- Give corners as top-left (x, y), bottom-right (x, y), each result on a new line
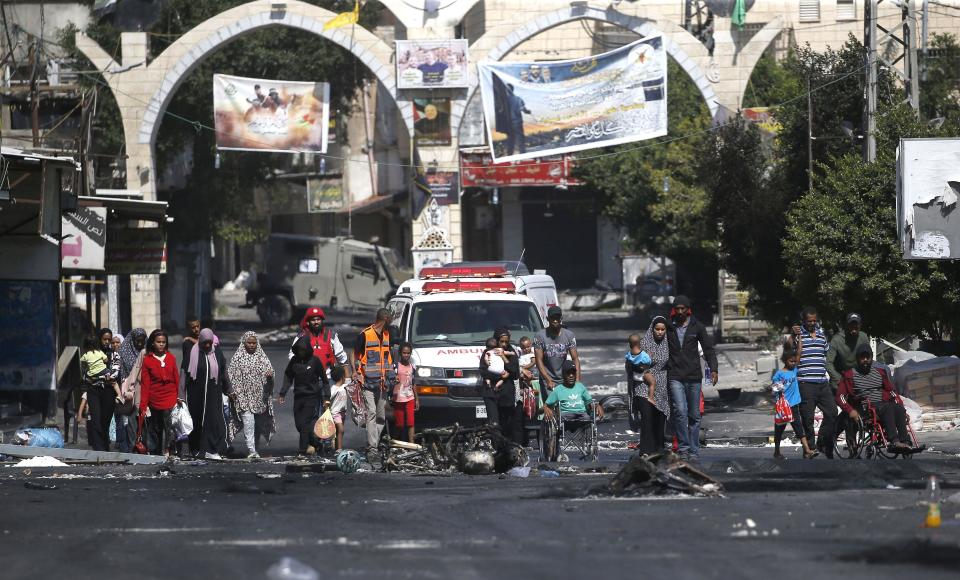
top-left (2, 445), bottom-right (960, 580)
top-left (5, 311), bottom-right (960, 578)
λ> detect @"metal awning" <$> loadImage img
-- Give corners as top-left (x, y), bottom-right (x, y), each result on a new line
top-left (337, 191), bottom-right (406, 215)
top-left (77, 196), bottom-right (168, 222)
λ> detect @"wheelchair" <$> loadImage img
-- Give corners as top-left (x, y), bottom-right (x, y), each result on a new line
top-left (833, 395), bottom-right (920, 460)
top-left (539, 401), bottom-right (599, 462)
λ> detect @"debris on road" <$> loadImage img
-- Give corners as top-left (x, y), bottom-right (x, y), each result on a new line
top-left (23, 481), bottom-right (58, 491)
top-left (11, 456), bottom-right (68, 468)
top-left (13, 428), bottom-right (64, 448)
top-left (380, 425), bottom-right (528, 475)
top-left (605, 452), bottom-right (724, 497)
top-left (266, 556), bottom-right (319, 580)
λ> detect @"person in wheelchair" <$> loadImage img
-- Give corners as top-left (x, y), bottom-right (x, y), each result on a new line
top-left (543, 363), bottom-right (604, 424)
top-left (836, 344), bottom-right (922, 454)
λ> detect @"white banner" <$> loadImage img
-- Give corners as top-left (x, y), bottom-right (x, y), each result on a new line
top-left (396, 39), bottom-right (470, 89)
top-left (61, 207), bottom-right (106, 271)
top-left (213, 74), bottom-right (330, 153)
top-left (477, 36), bottom-right (668, 162)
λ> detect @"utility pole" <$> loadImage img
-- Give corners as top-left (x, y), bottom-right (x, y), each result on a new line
top-left (864, 0), bottom-right (921, 163)
top-left (807, 75), bottom-right (814, 190)
top-left (29, 41), bottom-right (40, 147)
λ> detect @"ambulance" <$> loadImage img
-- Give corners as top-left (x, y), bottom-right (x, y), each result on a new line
top-left (385, 265), bottom-right (558, 427)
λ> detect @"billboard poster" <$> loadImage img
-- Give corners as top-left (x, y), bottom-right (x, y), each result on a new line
top-left (459, 150), bottom-right (579, 187)
top-left (0, 281), bottom-right (56, 391)
top-left (897, 138), bottom-right (960, 259)
top-left (213, 74), bottom-right (330, 153)
top-left (105, 228), bottom-right (168, 274)
top-left (426, 172), bottom-right (459, 206)
top-left (396, 39), bottom-right (469, 89)
top-left (61, 207), bottom-right (107, 271)
top-left (307, 179), bottom-right (344, 213)
top-left (413, 98), bottom-right (452, 146)
top-left (477, 36), bottom-right (668, 162)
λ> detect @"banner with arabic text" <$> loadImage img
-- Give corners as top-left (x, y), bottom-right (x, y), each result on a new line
top-left (477, 36), bottom-right (667, 162)
top-left (214, 74), bottom-right (330, 153)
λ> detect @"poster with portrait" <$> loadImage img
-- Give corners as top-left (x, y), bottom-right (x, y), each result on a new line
top-left (413, 98), bottom-right (452, 146)
top-left (477, 36), bottom-right (668, 162)
top-left (396, 39), bottom-right (469, 89)
top-left (426, 171), bottom-right (459, 206)
top-left (213, 74), bottom-right (330, 153)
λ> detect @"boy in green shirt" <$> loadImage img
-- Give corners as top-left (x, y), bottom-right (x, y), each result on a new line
top-left (544, 363), bottom-right (604, 422)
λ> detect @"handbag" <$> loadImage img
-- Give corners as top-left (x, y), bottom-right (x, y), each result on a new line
top-left (133, 412), bottom-right (148, 454)
top-left (774, 394), bottom-right (794, 425)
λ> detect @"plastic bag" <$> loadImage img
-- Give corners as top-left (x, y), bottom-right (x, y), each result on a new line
top-left (15, 428), bottom-right (64, 448)
top-left (171, 400), bottom-right (194, 441)
top-left (523, 388), bottom-right (537, 420)
top-left (774, 394), bottom-right (793, 425)
top-left (313, 408), bottom-right (337, 440)
top-left (346, 378), bottom-right (366, 427)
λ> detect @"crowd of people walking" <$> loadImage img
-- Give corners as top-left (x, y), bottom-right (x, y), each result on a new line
top-left (72, 293), bottom-right (921, 463)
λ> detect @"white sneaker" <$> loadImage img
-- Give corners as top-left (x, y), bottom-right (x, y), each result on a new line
top-left (247, 452), bottom-right (260, 460)
top-left (204, 452), bottom-right (223, 460)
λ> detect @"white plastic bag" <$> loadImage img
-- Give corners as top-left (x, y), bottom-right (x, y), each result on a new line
top-left (171, 400), bottom-right (194, 441)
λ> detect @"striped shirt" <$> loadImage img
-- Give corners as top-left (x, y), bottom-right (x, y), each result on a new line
top-left (851, 368), bottom-right (885, 404)
top-left (797, 327), bottom-right (829, 383)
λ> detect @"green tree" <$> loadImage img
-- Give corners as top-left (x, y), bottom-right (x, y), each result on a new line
top-left (576, 59), bottom-right (716, 300)
top-left (920, 33), bottom-right (960, 124)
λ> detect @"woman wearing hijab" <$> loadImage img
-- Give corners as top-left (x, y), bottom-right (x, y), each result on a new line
top-left (116, 328), bottom-right (147, 452)
top-left (227, 331), bottom-right (276, 459)
top-left (638, 316), bottom-right (671, 454)
top-left (479, 327), bottom-right (522, 444)
top-left (185, 328), bottom-right (231, 459)
top-left (139, 329), bottom-right (179, 456)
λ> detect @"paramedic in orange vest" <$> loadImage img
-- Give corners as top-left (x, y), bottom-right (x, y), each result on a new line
top-left (289, 306), bottom-right (351, 380)
top-left (352, 308), bottom-right (393, 455)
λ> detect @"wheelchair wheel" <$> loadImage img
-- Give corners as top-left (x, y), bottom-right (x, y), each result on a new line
top-left (835, 418), bottom-right (866, 459)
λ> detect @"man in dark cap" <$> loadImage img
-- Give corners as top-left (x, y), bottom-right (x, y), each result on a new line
top-left (827, 312), bottom-right (871, 391)
top-left (534, 306), bottom-right (581, 392)
top-left (666, 295), bottom-right (718, 461)
top-left (837, 344), bottom-right (921, 454)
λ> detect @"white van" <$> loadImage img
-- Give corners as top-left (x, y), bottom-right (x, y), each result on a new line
top-left (386, 268), bottom-right (550, 427)
top-left (395, 262), bottom-right (559, 324)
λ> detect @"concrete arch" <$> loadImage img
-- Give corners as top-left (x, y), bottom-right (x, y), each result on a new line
top-left (137, 0), bottom-right (411, 144)
top-left (727, 18), bottom-right (784, 109)
top-left (455, 4), bottom-right (720, 131)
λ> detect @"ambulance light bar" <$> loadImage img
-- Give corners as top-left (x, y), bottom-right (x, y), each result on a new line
top-left (419, 266), bottom-right (507, 279)
top-left (421, 281), bottom-right (516, 294)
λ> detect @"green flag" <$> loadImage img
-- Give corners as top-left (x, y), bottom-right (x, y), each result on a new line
top-left (732, 0), bottom-right (746, 29)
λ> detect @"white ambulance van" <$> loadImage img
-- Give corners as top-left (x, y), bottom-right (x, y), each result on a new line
top-left (385, 265), bottom-right (556, 427)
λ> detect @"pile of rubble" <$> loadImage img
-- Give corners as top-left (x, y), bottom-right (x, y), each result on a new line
top-left (379, 424), bottom-right (528, 475)
top-left (604, 451), bottom-right (724, 497)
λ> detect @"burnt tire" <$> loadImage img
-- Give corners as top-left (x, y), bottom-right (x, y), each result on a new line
top-left (258, 294), bottom-right (292, 326)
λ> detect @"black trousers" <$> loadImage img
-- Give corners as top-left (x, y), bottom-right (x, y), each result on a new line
top-left (483, 398), bottom-right (522, 444)
top-left (628, 396), bottom-right (642, 432)
top-left (876, 401), bottom-right (911, 444)
top-left (637, 397), bottom-right (666, 455)
top-left (86, 385), bottom-right (116, 452)
top-left (293, 396), bottom-right (320, 453)
top-left (799, 382), bottom-right (837, 454)
top-left (774, 404), bottom-right (807, 443)
top-left (146, 408), bottom-right (174, 455)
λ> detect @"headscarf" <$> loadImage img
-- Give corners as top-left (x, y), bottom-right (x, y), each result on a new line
top-left (119, 328), bottom-right (146, 378)
top-left (188, 328), bottom-right (220, 382)
top-left (640, 316), bottom-right (671, 417)
top-left (227, 331), bottom-right (273, 414)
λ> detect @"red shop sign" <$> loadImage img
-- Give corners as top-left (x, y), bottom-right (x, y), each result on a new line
top-left (459, 150), bottom-right (580, 188)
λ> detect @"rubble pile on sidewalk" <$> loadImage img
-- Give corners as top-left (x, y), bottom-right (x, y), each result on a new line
top-left (603, 451), bottom-right (724, 498)
top-left (380, 425), bottom-right (528, 475)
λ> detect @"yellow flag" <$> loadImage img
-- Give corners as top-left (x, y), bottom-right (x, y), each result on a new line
top-left (324, 1), bottom-right (360, 31)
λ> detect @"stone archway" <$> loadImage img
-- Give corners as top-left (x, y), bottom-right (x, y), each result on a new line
top-left (76, 0), bottom-right (408, 200)
top-left (454, 5), bottom-right (721, 132)
top-left (73, 0), bottom-right (409, 330)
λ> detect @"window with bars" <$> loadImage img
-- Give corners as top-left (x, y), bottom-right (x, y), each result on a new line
top-left (837, 0), bottom-right (856, 20)
top-left (800, 0), bottom-right (821, 22)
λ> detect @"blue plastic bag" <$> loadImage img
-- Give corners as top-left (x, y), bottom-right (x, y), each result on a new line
top-left (16, 428), bottom-right (65, 448)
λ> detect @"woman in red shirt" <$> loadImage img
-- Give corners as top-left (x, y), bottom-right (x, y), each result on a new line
top-left (140, 329), bottom-right (179, 456)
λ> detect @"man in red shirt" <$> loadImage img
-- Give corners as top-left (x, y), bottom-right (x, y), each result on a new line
top-left (289, 307), bottom-right (351, 380)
